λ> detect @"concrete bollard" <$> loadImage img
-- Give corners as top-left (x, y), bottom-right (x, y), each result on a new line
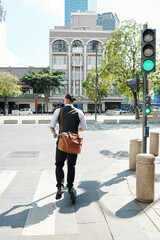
top-left (136, 154), bottom-right (155, 203)
top-left (129, 139), bottom-right (142, 171)
top-left (150, 132), bottom-right (159, 156)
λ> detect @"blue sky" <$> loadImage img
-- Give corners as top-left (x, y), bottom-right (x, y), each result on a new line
top-left (3, 0), bottom-right (160, 67)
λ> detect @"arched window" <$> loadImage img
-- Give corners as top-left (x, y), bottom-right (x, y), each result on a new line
top-left (52, 40), bottom-right (68, 52)
top-left (72, 40), bottom-right (83, 48)
top-left (87, 41), bottom-right (102, 53)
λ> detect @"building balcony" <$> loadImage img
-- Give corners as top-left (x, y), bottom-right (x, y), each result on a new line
top-left (87, 64), bottom-right (101, 70)
top-left (72, 62), bottom-right (83, 66)
top-left (52, 64), bottom-right (67, 70)
top-left (72, 47), bottom-right (83, 54)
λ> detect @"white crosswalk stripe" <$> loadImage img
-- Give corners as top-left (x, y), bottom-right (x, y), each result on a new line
top-left (0, 169), bottom-right (80, 236)
top-left (22, 170), bottom-right (56, 236)
top-left (0, 170), bottom-right (18, 194)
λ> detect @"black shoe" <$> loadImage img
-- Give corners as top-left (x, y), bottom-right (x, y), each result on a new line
top-left (55, 187), bottom-right (64, 200)
top-left (68, 188), bottom-right (76, 204)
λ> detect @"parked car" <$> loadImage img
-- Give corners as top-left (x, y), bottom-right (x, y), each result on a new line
top-left (113, 109), bottom-right (122, 115)
top-left (19, 108), bottom-right (33, 115)
top-left (121, 109), bottom-right (128, 114)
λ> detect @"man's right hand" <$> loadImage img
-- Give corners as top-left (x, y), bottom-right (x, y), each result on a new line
top-left (53, 134), bottom-right (58, 138)
top-left (78, 128), bottom-right (85, 132)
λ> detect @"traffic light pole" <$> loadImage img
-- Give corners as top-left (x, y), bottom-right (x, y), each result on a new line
top-left (142, 24), bottom-right (148, 153)
top-left (142, 73), bottom-right (148, 153)
top-left (95, 44), bottom-right (98, 122)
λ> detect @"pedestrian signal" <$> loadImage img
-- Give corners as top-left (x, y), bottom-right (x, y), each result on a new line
top-left (145, 95), bottom-right (151, 114)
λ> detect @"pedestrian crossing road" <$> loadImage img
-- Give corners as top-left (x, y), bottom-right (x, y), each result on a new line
top-left (0, 123), bottom-right (160, 239)
top-left (0, 166), bottom-right (112, 239)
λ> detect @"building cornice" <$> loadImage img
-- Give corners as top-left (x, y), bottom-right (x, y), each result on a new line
top-left (50, 29), bottom-right (110, 34)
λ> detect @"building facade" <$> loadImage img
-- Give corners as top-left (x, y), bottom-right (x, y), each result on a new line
top-left (50, 13), bottom-right (122, 112)
top-left (0, 67), bottom-right (46, 114)
top-left (65, 0), bottom-right (97, 25)
top-left (97, 12), bottom-right (120, 31)
top-left (0, 0), bottom-right (7, 66)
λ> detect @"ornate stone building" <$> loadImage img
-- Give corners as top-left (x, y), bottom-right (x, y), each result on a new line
top-left (49, 12), bottom-right (122, 112)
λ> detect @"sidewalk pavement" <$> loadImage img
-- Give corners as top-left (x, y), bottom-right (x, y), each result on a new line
top-left (98, 156), bottom-right (160, 240)
top-left (1, 155), bottom-right (160, 239)
top-left (0, 121), bottom-right (160, 239)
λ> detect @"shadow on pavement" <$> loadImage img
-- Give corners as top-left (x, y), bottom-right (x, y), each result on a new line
top-left (100, 149), bottom-right (129, 159)
top-left (57, 170), bottom-right (133, 214)
top-left (56, 180), bottom-right (103, 213)
top-left (0, 193), bottom-right (56, 229)
top-left (1, 168), bottom-right (155, 229)
top-left (115, 199), bottom-right (150, 218)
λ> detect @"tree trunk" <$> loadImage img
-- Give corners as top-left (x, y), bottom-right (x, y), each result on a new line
top-left (98, 98), bottom-right (101, 115)
top-left (44, 91), bottom-right (50, 113)
top-left (133, 91), bottom-right (139, 119)
top-left (4, 96), bottom-right (7, 116)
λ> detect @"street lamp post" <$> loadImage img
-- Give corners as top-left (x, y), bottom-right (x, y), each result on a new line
top-left (95, 44), bottom-right (98, 122)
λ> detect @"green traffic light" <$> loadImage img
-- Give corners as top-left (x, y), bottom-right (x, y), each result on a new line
top-left (145, 108), bottom-right (151, 114)
top-left (143, 59), bottom-right (155, 71)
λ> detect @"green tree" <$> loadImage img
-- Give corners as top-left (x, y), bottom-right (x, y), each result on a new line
top-left (103, 19), bottom-right (144, 119)
top-left (150, 49), bottom-right (160, 99)
top-left (22, 67), bottom-right (64, 111)
top-left (0, 72), bottom-right (22, 115)
top-left (82, 66), bottom-right (113, 114)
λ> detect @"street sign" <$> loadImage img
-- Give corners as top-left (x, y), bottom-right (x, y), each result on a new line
top-left (144, 126), bottom-right (149, 137)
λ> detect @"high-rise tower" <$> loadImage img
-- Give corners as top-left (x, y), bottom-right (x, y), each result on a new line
top-left (97, 12), bottom-right (120, 31)
top-left (65, 0), bottom-right (97, 25)
top-left (0, 0), bottom-right (7, 66)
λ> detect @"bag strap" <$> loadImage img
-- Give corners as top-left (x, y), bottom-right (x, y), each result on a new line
top-left (59, 107), bottom-right (63, 133)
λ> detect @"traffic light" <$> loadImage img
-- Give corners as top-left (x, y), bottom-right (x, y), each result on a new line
top-left (94, 98), bottom-right (97, 102)
top-left (141, 28), bottom-right (156, 73)
top-left (145, 95), bottom-right (151, 114)
top-left (126, 76), bottom-right (140, 92)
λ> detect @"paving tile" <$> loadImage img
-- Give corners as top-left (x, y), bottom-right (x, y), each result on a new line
top-left (55, 192), bottom-right (78, 235)
top-left (21, 235), bottom-right (79, 240)
top-left (75, 188), bottom-right (98, 203)
top-left (77, 180), bottom-right (99, 190)
top-left (146, 232), bottom-right (160, 240)
top-left (99, 194), bottom-right (142, 212)
top-left (78, 222), bottom-right (112, 240)
top-left (99, 180), bottom-right (130, 196)
top-left (99, 161), bottom-right (128, 175)
top-left (104, 209), bottom-right (157, 237)
top-left (75, 201), bottom-right (105, 224)
top-left (114, 232), bottom-right (150, 240)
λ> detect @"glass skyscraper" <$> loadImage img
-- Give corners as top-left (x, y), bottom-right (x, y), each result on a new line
top-left (65, 0), bottom-right (97, 25)
top-left (97, 12), bottom-right (120, 31)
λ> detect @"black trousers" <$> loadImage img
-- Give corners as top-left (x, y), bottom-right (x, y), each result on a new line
top-left (55, 147), bottom-right (77, 190)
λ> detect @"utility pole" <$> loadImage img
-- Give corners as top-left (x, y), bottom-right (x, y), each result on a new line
top-left (141, 24), bottom-right (156, 152)
top-left (142, 24), bottom-right (148, 153)
top-left (95, 44), bottom-right (98, 122)
top-left (142, 73), bottom-right (148, 153)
